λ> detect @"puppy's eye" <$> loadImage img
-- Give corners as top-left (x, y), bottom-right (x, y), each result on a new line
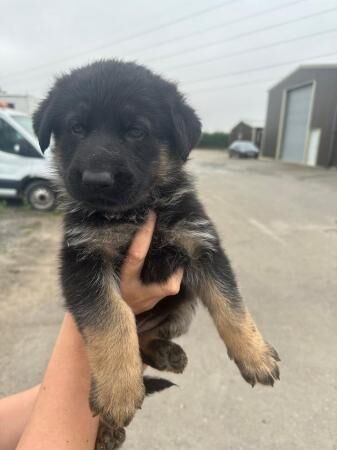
top-left (71, 124), bottom-right (86, 136)
top-left (126, 127), bottom-right (146, 140)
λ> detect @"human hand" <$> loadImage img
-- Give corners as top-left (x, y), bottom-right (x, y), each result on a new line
top-left (120, 211), bottom-right (183, 315)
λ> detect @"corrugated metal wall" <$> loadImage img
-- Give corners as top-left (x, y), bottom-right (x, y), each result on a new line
top-left (262, 67), bottom-right (337, 167)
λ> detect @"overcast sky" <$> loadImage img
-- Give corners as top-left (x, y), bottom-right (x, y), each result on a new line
top-left (1, 0), bottom-right (337, 131)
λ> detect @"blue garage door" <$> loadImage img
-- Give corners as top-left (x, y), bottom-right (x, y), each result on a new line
top-left (281, 84), bottom-right (313, 163)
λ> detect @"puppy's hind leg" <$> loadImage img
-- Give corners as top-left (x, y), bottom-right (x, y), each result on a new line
top-left (139, 333), bottom-right (188, 374)
top-left (138, 293), bottom-right (196, 374)
top-left (197, 250), bottom-right (280, 387)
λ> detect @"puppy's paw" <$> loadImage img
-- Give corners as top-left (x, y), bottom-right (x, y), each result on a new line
top-left (95, 421), bottom-right (126, 450)
top-left (89, 374), bottom-right (145, 428)
top-left (142, 339), bottom-right (188, 374)
top-left (230, 342), bottom-right (280, 387)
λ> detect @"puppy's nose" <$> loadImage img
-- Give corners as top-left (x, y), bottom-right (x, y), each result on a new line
top-left (81, 170), bottom-right (114, 188)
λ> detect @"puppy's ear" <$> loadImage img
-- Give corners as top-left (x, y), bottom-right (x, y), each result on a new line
top-left (170, 95), bottom-right (202, 161)
top-left (33, 90), bottom-right (57, 153)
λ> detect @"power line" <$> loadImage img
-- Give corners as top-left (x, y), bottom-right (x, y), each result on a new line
top-left (129, 0), bottom-right (306, 57)
top-left (5, 7), bottom-right (337, 96)
top-left (167, 27), bottom-right (337, 72)
top-left (0, 0), bottom-right (239, 80)
top-left (144, 6), bottom-right (337, 64)
top-left (5, 3), bottom-right (336, 90)
top-left (186, 78), bottom-right (276, 94)
top-left (184, 49), bottom-right (337, 87)
top-left (7, 32), bottom-right (337, 95)
top-left (185, 47), bottom-right (337, 95)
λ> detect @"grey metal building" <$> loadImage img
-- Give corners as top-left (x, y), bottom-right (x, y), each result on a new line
top-left (262, 65), bottom-right (337, 167)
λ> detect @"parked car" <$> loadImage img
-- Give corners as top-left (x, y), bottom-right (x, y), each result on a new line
top-left (0, 104), bottom-right (56, 211)
top-left (228, 141), bottom-right (259, 159)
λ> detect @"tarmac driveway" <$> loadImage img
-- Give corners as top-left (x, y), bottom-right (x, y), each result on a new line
top-left (0, 150), bottom-right (336, 449)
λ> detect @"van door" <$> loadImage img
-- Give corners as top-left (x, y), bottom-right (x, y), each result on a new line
top-left (0, 117), bottom-right (43, 196)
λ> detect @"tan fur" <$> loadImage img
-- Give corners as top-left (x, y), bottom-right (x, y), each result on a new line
top-left (157, 147), bottom-right (173, 179)
top-left (169, 218), bottom-right (215, 258)
top-left (85, 273), bottom-right (144, 427)
top-left (173, 227), bottom-right (198, 257)
top-left (65, 223), bottom-right (137, 253)
top-left (201, 279), bottom-right (279, 385)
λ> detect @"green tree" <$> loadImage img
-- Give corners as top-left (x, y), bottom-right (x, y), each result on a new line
top-left (198, 132), bottom-right (229, 149)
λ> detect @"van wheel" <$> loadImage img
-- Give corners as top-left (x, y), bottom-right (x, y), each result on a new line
top-left (25, 181), bottom-right (56, 211)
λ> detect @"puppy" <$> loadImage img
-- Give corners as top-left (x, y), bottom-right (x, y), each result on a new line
top-left (33, 60), bottom-right (280, 448)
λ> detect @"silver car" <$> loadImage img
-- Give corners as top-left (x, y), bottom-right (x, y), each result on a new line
top-left (229, 141), bottom-right (259, 159)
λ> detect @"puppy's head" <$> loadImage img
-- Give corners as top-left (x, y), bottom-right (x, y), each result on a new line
top-left (33, 60), bottom-right (201, 212)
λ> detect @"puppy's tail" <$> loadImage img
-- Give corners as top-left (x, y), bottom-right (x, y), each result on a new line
top-left (144, 376), bottom-right (176, 396)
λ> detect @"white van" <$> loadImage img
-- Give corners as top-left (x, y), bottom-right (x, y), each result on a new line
top-left (0, 105), bottom-right (56, 211)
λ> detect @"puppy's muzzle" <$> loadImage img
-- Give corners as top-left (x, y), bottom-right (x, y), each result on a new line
top-left (82, 170), bottom-right (114, 189)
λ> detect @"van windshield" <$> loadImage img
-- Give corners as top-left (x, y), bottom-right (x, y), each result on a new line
top-left (11, 115), bottom-right (35, 137)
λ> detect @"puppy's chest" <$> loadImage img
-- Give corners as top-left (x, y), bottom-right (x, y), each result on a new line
top-left (65, 218), bottom-right (211, 262)
top-left (65, 222), bottom-right (137, 258)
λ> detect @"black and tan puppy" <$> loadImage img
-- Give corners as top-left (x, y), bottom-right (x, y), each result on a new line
top-left (33, 60), bottom-right (280, 448)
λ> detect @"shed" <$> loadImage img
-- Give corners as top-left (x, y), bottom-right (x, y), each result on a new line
top-left (229, 121), bottom-right (264, 148)
top-left (262, 65), bottom-right (337, 167)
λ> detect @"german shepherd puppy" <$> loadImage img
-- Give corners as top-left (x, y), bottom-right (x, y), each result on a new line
top-left (33, 60), bottom-right (280, 449)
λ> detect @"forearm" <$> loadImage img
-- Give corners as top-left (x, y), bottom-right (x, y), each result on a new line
top-left (1, 212), bottom-right (179, 450)
top-left (0, 385), bottom-right (40, 450)
top-left (16, 313), bottom-right (99, 450)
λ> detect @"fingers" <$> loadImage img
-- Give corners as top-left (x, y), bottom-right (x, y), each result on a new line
top-left (132, 298), bottom-right (159, 315)
top-left (148, 268), bottom-right (184, 299)
top-left (127, 269), bottom-right (184, 315)
top-left (120, 212), bottom-right (185, 316)
top-left (122, 211), bottom-right (156, 280)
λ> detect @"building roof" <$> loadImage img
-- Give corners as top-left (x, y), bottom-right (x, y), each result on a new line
top-left (230, 119), bottom-right (264, 131)
top-left (269, 64), bottom-right (337, 91)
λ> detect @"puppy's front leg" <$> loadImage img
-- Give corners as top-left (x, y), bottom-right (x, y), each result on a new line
top-left (61, 245), bottom-right (144, 428)
top-left (197, 247), bottom-right (280, 387)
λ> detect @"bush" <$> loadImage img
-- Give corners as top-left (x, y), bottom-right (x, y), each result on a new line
top-left (198, 132), bottom-right (229, 149)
